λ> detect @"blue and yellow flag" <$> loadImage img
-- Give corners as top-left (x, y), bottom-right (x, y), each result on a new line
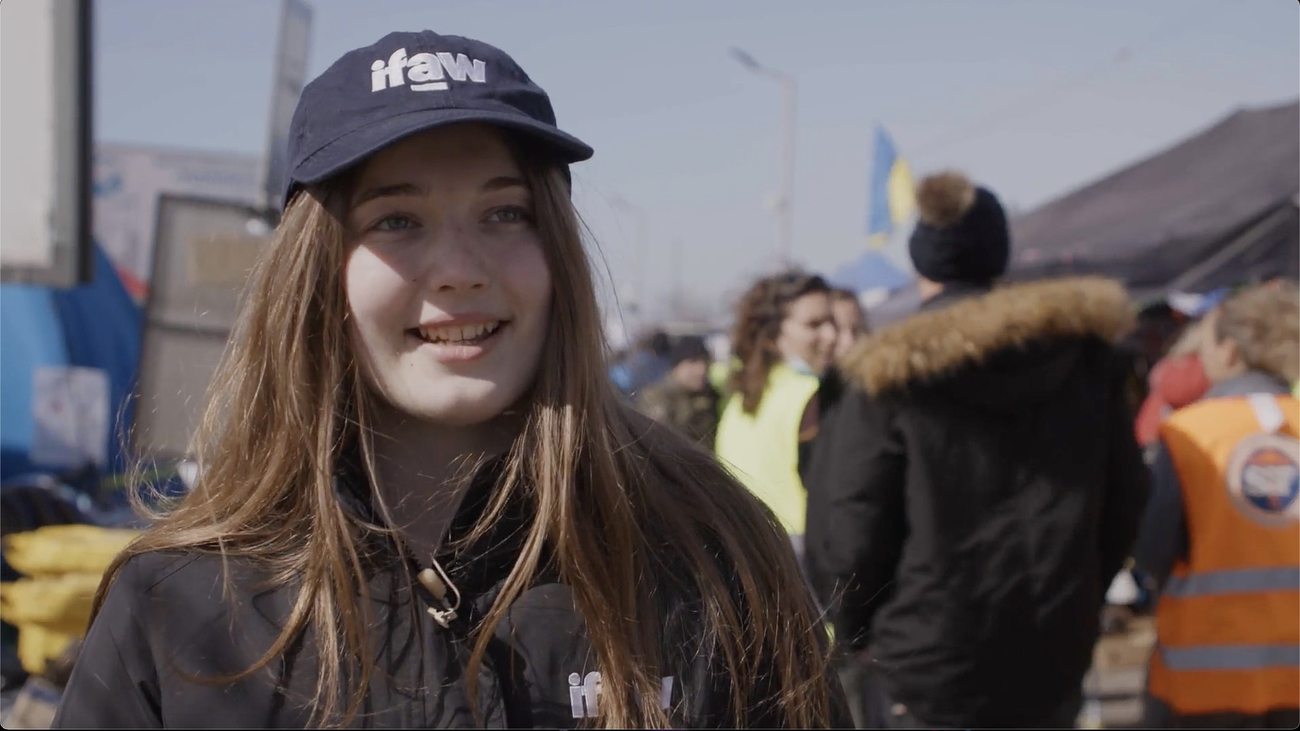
top-left (866, 125), bottom-right (916, 250)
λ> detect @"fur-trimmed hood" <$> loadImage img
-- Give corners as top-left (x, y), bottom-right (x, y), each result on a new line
top-left (845, 277), bottom-right (1135, 396)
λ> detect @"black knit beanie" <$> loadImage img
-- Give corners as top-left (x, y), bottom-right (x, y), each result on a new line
top-left (908, 171), bottom-right (1010, 285)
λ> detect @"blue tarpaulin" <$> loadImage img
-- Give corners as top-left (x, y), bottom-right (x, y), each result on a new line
top-left (0, 244), bottom-right (143, 482)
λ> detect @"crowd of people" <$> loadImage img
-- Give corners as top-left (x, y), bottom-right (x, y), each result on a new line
top-left (40, 26), bottom-right (1296, 731)
top-left (616, 172), bottom-right (1300, 728)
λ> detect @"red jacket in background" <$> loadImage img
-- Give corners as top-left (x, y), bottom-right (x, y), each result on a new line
top-left (1134, 353), bottom-right (1211, 448)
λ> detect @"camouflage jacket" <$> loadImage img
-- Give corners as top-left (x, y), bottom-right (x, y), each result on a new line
top-left (636, 377), bottom-right (721, 447)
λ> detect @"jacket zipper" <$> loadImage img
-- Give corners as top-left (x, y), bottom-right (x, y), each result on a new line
top-left (413, 556), bottom-right (508, 728)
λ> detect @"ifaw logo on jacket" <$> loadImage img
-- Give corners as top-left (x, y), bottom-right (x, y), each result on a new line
top-left (567, 671), bottom-right (675, 719)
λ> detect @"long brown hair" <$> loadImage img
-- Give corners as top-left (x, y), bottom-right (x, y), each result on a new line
top-left (96, 145), bottom-right (835, 727)
top-left (728, 272), bottom-right (831, 414)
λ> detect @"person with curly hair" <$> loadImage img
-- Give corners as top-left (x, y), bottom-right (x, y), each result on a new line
top-left (715, 272), bottom-right (838, 564)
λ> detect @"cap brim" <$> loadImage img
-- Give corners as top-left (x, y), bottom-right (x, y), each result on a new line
top-left (289, 108), bottom-right (593, 191)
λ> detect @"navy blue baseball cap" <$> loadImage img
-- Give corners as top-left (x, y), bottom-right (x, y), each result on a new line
top-left (282, 30), bottom-right (594, 207)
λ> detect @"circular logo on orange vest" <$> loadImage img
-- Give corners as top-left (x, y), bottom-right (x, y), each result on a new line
top-left (1225, 433), bottom-right (1300, 529)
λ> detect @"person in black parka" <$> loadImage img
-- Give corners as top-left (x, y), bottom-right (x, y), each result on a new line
top-left (805, 170), bottom-right (1151, 729)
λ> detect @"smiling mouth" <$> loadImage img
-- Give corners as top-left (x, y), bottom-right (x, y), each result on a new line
top-left (410, 320), bottom-right (507, 346)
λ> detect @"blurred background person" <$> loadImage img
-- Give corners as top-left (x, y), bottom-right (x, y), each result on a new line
top-left (1124, 303), bottom-right (1193, 400)
top-left (817, 289), bottom-right (871, 422)
top-left (636, 335), bottom-right (721, 447)
top-left (1134, 318), bottom-right (1212, 460)
top-left (1132, 282), bottom-right (1299, 729)
top-left (620, 329), bottom-right (674, 398)
top-left (830, 288), bottom-right (869, 363)
top-left (715, 272), bottom-right (837, 565)
top-left (608, 346), bottom-right (634, 394)
top-left (805, 170), bottom-right (1151, 729)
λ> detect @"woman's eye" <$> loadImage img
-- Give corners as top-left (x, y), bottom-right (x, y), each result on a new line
top-left (486, 206), bottom-right (534, 225)
top-left (372, 214), bottom-right (418, 232)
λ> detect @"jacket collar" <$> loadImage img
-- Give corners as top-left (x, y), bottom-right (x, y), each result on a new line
top-left (1204, 370), bottom-right (1292, 399)
top-left (332, 450), bottom-right (518, 565)
top-left (334, 450), bottom-right (538, 620)
top-left (844, 276), bottom-right (1135, 395)
top-left (917, 280), bottom-right (992, 313)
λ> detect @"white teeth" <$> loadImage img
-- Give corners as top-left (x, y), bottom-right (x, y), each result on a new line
top-left (418, 321), bottom-right (500, 344)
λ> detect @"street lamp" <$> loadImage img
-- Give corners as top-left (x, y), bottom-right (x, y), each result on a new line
top-left (730, 47), bottom-right (796, 268)
top-left (609, 194), bottom-right (648, 323)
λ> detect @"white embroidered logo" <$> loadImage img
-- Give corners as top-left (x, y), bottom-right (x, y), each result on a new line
top-left (567, 671), bottom-right (675, 719)
top-left (370, 47), bottom-right (487, 92)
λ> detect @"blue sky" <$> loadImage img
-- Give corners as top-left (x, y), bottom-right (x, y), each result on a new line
top-left (96, 0), bottom-right (1298, 320)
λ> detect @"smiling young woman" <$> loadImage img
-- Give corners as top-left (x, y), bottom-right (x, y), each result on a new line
top-left (53, 30), bottom-right (846, 729)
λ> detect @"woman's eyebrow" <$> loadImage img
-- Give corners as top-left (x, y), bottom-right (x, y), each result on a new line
top-left (352, 182), bottom-right (424, 208)
top-left (352, 177), bottom-right (526, 207)
top-left (482, 175), bottom-right (528, 192)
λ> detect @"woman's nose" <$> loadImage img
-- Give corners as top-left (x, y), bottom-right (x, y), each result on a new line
top-left (421, 228), bottom-right (490, 293)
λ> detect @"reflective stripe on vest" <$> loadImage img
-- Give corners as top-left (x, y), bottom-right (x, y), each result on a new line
top-left (1250, 393), bottom-right (1287, 434)
top-left (1163, 644), bottom-right (1300, 672)
top-left (1164, 566), bottom-right (1300, 598)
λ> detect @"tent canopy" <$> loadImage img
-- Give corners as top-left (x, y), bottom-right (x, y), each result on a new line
top-left (1008, 100), bottom-right (1299, 293)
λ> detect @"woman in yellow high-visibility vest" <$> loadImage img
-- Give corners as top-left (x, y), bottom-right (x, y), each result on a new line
top-left (715, 272), bottom-right (838, 562)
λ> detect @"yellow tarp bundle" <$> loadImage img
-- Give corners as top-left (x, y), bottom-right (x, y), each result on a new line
top-left (3, 525), bottom-right (141, 576)
top-left (0, 525), bottom-right (140, 675)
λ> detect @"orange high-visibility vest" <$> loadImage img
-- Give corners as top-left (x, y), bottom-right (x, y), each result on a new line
top-left (1148, 393), bottom-right (1300, 717)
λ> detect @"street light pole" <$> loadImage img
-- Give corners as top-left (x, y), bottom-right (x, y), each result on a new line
top-left (609, 195), bottom-right (648, 324)
top-left (731, 47), bottom-right (796, 268)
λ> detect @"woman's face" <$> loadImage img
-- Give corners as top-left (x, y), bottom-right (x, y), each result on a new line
top-left (831, 298), bottom-right (865, 360)
top-left (344, 124), bottom-right (552, 427)
top-left (775, 291), bottom-right (837, 376)
top-left (1197, 308), bottom-right (1242, 384)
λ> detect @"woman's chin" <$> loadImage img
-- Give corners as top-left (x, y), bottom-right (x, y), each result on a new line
top-left (390, 387), bottom-right (517, 428)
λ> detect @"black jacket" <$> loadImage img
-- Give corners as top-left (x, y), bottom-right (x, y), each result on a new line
top-left (55, 459), bottom-right (848, 728)
top-left (805, 277), bottom-right (1151, 727)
